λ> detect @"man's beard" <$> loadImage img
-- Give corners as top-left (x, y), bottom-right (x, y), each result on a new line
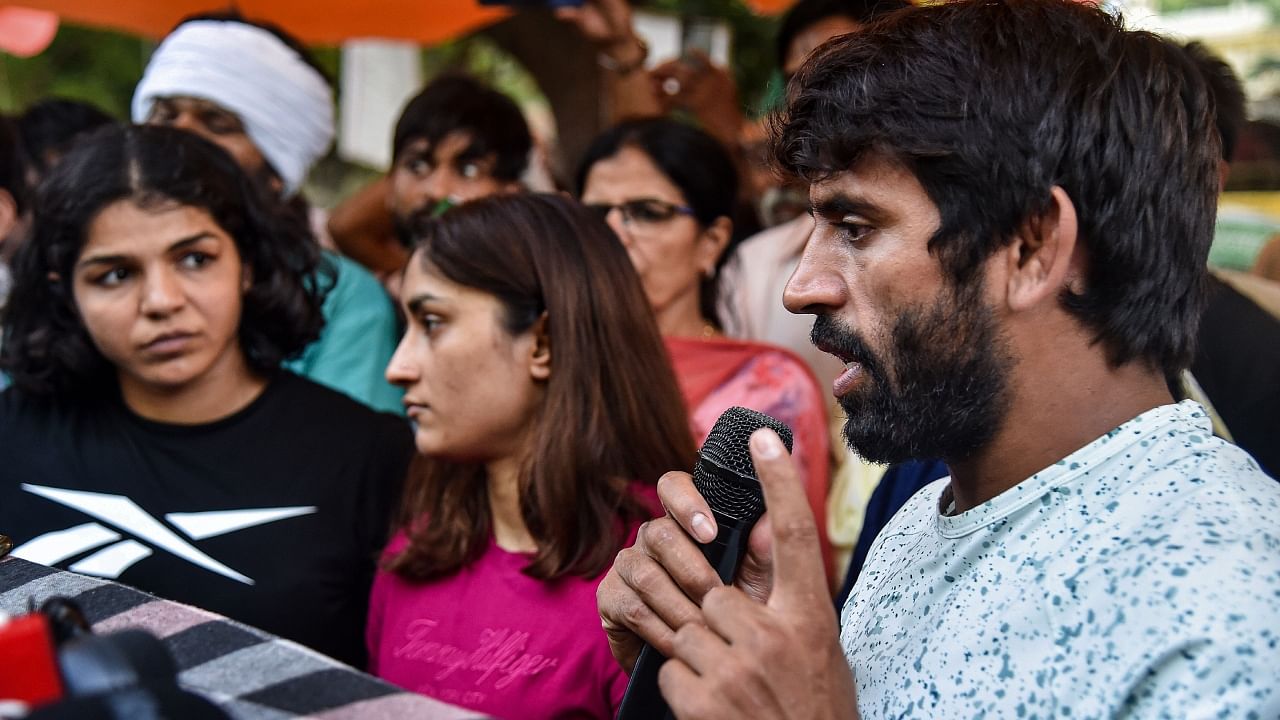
top-left (392, 201), bottom-right (441, 248)
top-left (812, 280), bottom-right (1014, 465)
top-left (392, 210), bottom-right (417, 248)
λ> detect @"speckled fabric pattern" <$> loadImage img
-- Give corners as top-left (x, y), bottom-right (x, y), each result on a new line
top-left (841, 401), bottom-right (1280, 718)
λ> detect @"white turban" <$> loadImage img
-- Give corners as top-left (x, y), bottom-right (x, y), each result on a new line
top-left (132, 20), bottom-right (335, 197)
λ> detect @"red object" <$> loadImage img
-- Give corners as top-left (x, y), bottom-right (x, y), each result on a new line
top-left (0, 7), bottom-right (59, 58)
top-left (4, 1), bottom-right (509, 45)
top-left (745, 0), bottom-right (795, 12)
top-left (664, 335), bottom-right (835, 582)
top-left (0, 613), bottom-right (64, 707)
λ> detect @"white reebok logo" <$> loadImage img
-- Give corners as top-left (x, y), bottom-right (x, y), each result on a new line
top-left (11, 484), bottom-right (316, 585)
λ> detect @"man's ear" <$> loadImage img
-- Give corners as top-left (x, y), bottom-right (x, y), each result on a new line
top-left (1003, 186), bottom-right (1080, 313)
top-left (696, 216), bottom-right (733, 278)
top-left (266, 172), bottom-right (285, 197)
top-left (529, 312), bottom-right (551, 381)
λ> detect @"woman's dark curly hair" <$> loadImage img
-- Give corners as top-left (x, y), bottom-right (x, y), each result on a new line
top-left (0, 124), bottom-right (328, 397)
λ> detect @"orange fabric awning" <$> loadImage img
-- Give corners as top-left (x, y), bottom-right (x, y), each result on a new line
top-left (744, 0), bottom-right (795, 13)
top-left (4, 0), bottom-right (510, 45)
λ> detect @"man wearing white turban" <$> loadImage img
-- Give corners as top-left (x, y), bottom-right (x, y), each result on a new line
top-left (133, 13), bottom-right (402, 414)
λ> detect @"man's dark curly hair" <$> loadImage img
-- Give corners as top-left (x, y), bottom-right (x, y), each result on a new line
top-left (773, 0), bottom-right (1220, 377)
top-left (0, 124), bottom-right (328, 397)
top-left (392, 74), bottom-right (531, 183)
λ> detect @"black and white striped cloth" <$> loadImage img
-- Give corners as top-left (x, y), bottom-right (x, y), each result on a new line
top-left (0, 556), bottom-right (481, 719)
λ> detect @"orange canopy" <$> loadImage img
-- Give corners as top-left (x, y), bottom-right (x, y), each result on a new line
top-left (744, 0), bottom-right (795, 13)
top-left (4, 0), bottom-right (510, 45)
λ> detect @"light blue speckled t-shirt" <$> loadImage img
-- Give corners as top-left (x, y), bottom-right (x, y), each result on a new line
top-left (842, 401), bottom-right (1280, 718)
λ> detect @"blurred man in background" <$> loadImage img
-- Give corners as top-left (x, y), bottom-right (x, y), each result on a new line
top-left (133, 12), bottom-right (402, 413)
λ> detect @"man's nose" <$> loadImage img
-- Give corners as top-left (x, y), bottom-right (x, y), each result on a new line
top-left (784, 225), bottom-right (846, 317)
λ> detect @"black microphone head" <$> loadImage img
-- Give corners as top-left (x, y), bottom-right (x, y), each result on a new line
top-left (57, 630), bottom-right (176, 697)
top-left (693, 407), bottom-right (793, 522)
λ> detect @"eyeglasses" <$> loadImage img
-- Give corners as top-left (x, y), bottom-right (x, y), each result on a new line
top-left (585, 199), bottom-right (696, 228)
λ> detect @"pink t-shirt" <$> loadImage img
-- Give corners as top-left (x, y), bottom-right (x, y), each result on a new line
top-left (367, 521), bottom-right (646, 719)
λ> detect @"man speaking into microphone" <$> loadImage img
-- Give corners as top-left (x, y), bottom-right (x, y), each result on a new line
top-left (597, 0), bottom-right (1280, 717)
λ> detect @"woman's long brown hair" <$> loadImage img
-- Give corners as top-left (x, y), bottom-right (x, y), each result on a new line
top-left (387, 193), bottom-right (696, 582)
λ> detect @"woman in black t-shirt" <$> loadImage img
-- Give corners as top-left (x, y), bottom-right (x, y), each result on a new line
top-left (0, 125), bottom-right (411, 668)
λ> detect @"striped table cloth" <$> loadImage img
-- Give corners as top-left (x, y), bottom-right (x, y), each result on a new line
top-left (0, 556), bottom-right (482, 719)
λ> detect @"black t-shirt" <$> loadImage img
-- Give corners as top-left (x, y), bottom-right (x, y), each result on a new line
top-left (0, 371), bottom-right (413, 668)
top-left (1192, 276), bottom-right (1280, 479)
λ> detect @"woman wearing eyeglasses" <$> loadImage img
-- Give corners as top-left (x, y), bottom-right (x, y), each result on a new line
top-left (577, 118), bottom-right (834, 578)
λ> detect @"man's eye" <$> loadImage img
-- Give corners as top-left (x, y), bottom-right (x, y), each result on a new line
top-left (459, 162), bottom-right (481, 180)
top-left (149, 104), bottom-right (176, 124)
top-left (836, 221), bottom-right (874, 243)
top-left (407, 158), bottom-right (432, 176)
top-left (203, 114), bottom-right (241, 135)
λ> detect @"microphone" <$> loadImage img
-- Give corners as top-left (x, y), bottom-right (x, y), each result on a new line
top-left (616, 407), bottom-right (793, 720)
top-left (0, 596), bottom-right (227, 719)
top-left (32, 630), bottom-right (228, 719)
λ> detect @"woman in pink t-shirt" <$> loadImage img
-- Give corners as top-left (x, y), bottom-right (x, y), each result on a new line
top-left (367, 193), bottom-right (696, 719)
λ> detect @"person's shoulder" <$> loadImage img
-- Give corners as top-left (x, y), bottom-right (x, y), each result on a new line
top-left (1042, 460), bottom-right (1280, 714)
top-left (272, 371), bottom-right (407, 434)
top-left (733, 216), bottom-right (812, 266)
top-left (0, 387), bottom-right (39, 434)
top-left (1046, 411), bottom-right (1279, 622)
top-left (0, 386), bottom-right (83, 427)
top-left (1133, 404), bottom-right (1277, 512)
top-left (1084, 405), bottom-right (1277, 548)
top-left (845, 477), bottom-right (949, 598)
top-left (322, 250), bottom-right (393, 301)
top-left (0, 385), bottom-right (28, 414)
top-left (0, 388), bottom-right (117, 470)
top-left (1093, 400), bottom-right (1270, 481)
top-left (1149, 442), bottom-right (1279, 545)
top-left (880, 476), bottom-right (950, 534)
top-left (266, 373), bottom-right (413, 490)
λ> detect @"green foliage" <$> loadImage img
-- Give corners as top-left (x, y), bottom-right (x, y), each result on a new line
top-left (0, 25), bottom-right (150, 118)
top-left (1157, 0), bottom-right (1280, 22)
top-left (1157, 0), bottom-right (1231, 13)
top-left (421, 35), bottom-right (544, 107)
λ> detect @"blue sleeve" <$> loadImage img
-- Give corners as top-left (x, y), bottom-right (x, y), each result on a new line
top-left (285, 252), bottom-right (404, 414)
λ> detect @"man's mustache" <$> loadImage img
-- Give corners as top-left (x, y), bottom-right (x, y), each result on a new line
top-left (810, 315), bottom-right (883, 380)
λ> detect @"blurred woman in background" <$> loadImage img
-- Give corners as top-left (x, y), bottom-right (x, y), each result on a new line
top-left (578, 118), bottom-right (834, 576)
top-left (367, 193), bottom-right (694, 719)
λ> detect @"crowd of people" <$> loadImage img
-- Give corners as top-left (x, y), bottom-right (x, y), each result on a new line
top-left (1, 0), bottom-right (1278, 717)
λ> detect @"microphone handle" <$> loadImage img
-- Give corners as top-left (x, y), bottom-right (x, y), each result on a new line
top-left (616, 510), bottom-right (758, 720)
top-left (703, 509), bottom-right (755, 586)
